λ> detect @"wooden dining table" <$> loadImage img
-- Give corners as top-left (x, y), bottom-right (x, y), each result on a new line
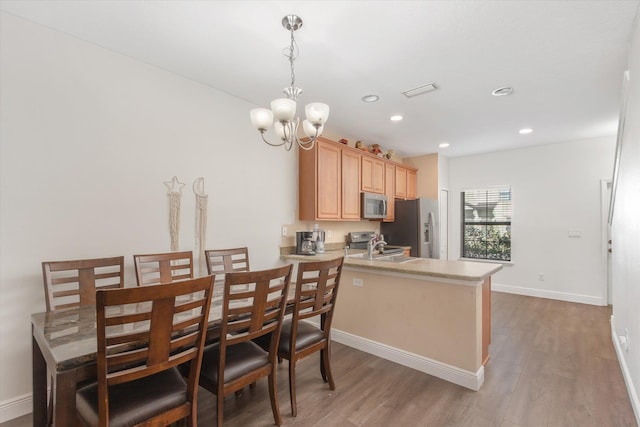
top-left (31, 280), bottom-right (300, 426)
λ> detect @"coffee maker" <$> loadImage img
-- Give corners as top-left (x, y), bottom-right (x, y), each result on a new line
top-left (296, 231), bottom-right (316, 255)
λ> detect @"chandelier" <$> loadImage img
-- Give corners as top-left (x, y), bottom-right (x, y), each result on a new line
top-left (250, 15), bottom-right (329, 151)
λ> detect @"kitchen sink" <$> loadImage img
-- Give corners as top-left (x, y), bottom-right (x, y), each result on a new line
top-left (348, 252), bottom-right (417, 263)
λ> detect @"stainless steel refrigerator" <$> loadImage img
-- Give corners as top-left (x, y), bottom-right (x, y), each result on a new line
top-left (381, 198), bottom-right (439, 258)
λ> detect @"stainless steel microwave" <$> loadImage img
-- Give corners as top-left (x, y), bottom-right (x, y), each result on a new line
top-left (361, 192), bottom-right (388, 219)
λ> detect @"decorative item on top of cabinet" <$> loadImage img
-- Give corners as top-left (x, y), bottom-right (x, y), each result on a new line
top-left (370, 144), bottom-right (383, 157)
top-left (298, 137), bottom-right (361, 221)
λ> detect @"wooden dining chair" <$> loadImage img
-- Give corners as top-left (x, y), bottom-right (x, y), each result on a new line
top-left (42, 256), bottom-right (125, 312)
top-left (41, 256), bottom-right (125, 425)
top-left (198, 264), bottom-right (292, 427)
top-left (76, 275), bottom-right (214, 427)
top-left (133, 250), bottom-right (193, 286)
top-left (204, 247), bottom-right (251, 275)
top-left (278, 256), bottom-right (344, 417)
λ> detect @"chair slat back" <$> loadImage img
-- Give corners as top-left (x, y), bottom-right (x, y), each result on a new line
top-left (95, 276), bottom-right (214, 416)
top-left (219, 264), bottom-right (292, 349)
top-left (293, 257), bottom-right (344, 325)
top-left (42, 256), bottom-right (124, 311)
top-left (133, 251), bottom-right (193, 286)
top-left (204, 247), bottom-right (250, 275)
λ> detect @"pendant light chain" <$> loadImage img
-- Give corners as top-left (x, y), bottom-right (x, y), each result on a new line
top-left (287, 27), bottom-right (298, 94)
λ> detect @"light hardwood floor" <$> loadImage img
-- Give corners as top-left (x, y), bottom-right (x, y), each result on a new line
top-left (4, 292), bottom-right (636, 426)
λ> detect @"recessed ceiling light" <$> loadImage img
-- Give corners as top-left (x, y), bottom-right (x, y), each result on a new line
top-left (492, 87), bottom-right (513, 96)
top-left (439, 142), bottom-right (450, 148)
top-left (519, 128), bottom-right (533, 134)
top-left (390, 115), bottom-right (403, 122)
top-left (361, 94), bottom-right (380, 103)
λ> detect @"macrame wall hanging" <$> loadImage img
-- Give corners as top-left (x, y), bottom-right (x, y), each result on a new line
top-left (193, 177), bottom-right (208, 276)
top-left (163, 176), bottom-right (185, 252)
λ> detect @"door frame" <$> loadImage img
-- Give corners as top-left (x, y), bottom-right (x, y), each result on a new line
top-left (600, 179), bottom-right (612, 305)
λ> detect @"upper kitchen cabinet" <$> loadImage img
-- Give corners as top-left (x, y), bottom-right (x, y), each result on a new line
top-left (383, 163), bottom-right (395, 222)
top-left (407, 168), bottom-right (417, 199)
top-left (299, 137), bottom-right (361, 221)
top-left (361, 156), bottom-right (385, 194)
top-left (395, 165), bottom-right (417, 200)
top-left (342, 150), bottom-right (362, 219)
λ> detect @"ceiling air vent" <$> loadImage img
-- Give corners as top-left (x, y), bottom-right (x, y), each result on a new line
top-left (402, 83), bottom-right (438, 98)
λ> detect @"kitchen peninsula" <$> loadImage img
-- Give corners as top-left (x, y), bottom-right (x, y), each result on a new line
top-left (281, 250), bottom-right (502, 390)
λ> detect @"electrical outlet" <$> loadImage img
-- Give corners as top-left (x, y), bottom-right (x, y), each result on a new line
top-left (327, 230), bottom-right (332, 240)
top-left (281, 226), bottom-right (288, 237)
top-left (352, 278), bottom-right (363, 287)
top-left (538, 273), bottom-right (545, 281)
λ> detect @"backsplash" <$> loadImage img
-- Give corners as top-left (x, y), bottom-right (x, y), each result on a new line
top-left (279, 220), bottom-right (381, 248)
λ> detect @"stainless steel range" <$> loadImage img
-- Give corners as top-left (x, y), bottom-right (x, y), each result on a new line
top-left (346, 231), bottom-right (376, 250)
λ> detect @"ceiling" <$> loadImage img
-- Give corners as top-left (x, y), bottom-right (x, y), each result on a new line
top-left (1, 0), bottom-right (638, 158)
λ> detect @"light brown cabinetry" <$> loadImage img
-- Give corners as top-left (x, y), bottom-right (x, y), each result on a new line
top-left (299, 137), bottom-right (416, 221)
top-left (361, 156), bottom-right (385, 194)
top-left (383, 163), bottom-right (395, 222)
top-left (299, 138), bottom-right (361, 221)
top-left (341, 150), bottom-right (362, 219)
top-left (407, 169), bottom-right (417, 199)
top-left (395, 165), bottom-right (417, 200)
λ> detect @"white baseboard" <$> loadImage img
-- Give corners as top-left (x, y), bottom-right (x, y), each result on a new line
top-left (492, 282), bottom-right (605, 306)
top-left (611, 315), bottom-right (640, 426)
top-left (330, 327), bottom-right (484, 391)
top-left (0, 392), bottom-right (31, 423)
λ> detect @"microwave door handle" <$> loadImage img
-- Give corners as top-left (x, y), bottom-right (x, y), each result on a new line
top-left (382, 199), bottom-right (386, 215)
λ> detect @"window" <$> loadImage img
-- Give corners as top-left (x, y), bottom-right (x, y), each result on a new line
top-left (461, 186), bottom-right (512, 261)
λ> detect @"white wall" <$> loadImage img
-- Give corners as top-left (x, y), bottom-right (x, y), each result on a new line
top-left (610, 11), bottom-right (640, 423)
top-left (0, 12), bottom-right (297, 420)
top-left (448, 137), bottom-right (615, 305)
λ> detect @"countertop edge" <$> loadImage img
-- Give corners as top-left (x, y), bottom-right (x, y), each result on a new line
top-left (281, 251), bottom-right (502, 283)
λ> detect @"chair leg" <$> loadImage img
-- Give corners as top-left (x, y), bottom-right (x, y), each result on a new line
top-left (216, 393), bottom-right (225, 427)
top-left (288, 359), bottom-right (298, 417)
top-left (268, 371), bottom-right (282, 425)
top-left (320, 349), bottom-right (327, 382)
top-left (321, 347), bottom-right (335, 390)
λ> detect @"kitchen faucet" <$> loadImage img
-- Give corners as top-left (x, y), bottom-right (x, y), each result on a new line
top-left (367, 234), bottom-right (387, 259)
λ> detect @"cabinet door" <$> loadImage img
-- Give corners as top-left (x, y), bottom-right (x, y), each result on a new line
top-left (395, 166), bottom-right (407, 199)
top-left (383, 163), bottom-right (395, 222)
top-left (407, 169), bottom-right (417, 200)
top-left (341, 150), bottom-right (361, 219)
top-left (316, 141), bottom-right (341, 219)
top-left (362, 156), bottom-right (385, 194)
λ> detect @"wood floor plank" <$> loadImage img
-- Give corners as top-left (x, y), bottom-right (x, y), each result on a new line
top-left (3, 292), bottom-right (637, 427)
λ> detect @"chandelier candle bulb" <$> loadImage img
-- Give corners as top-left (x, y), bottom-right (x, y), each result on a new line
top-left (274, 122), bottom-right (288, 140)
top-left (303, 120), bottom-right (322, 137)
top-left (271, 98), bottom-right (297, 122)
top-left (305, 103), bottom-right (330, 125)
top-left (250, 108), bottom-right (274, 131)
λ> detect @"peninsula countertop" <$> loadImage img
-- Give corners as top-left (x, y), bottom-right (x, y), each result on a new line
top-left (281, 249), bottom-right (502, 282)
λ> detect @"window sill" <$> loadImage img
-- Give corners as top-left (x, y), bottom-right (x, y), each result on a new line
top-left (458, 257), bottom-right (513, 266)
